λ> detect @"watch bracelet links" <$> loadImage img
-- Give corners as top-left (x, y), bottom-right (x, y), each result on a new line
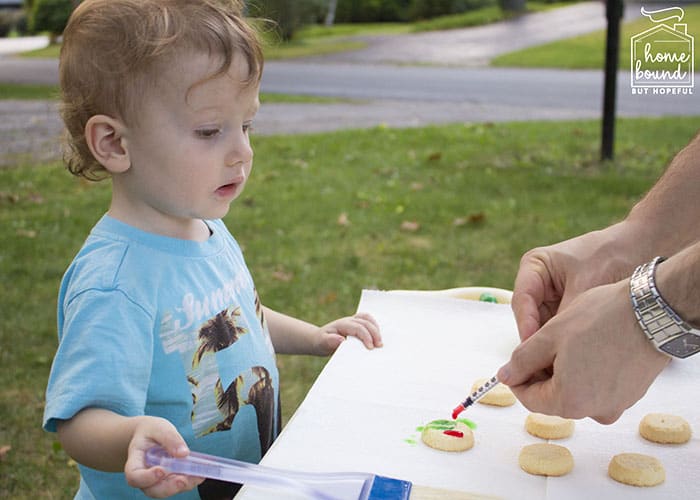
top-left (630, 255), bottom-right (700, 358)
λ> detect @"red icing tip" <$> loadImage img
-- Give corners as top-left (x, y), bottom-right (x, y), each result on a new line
top-left (452, 404), bottom-right (465, 420)
top-left (443, 430), bottom-right (464, 438)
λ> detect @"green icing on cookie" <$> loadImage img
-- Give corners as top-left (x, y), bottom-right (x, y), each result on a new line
top-left (457, 418), bottom-right (477, 430)
top-left (424, 419), bottom-right (457, 431)
top-left (479, 292), bottom-right (498, 303)
top-left (418, 418), bottom-right (477, 433)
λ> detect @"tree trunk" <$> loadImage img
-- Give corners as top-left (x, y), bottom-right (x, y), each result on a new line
top-left (325, 0), bottom-right (337, 26)
top-left (499, 0), bottom-right (526, 13)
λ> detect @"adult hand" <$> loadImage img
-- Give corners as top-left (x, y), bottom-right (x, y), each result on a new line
top-left (499, 279), bottom-right (670, 424)
top-left (512, 222), bottom-right (645, 342)
top-left (125, 416), bottom-right (204, 498)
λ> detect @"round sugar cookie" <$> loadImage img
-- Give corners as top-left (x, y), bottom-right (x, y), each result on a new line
top-left (639, 413), bottom-right (692, 444)
top-left (608, 453), bottom-right (665, 487)
top-left (519, 443), bottom-right (574, 477)
top-left (421, 420), bottom-right (474, 452)
top-left (471, 378), bottom-right (516, 407)
top-left (525, 412), bottom-right (575, 440)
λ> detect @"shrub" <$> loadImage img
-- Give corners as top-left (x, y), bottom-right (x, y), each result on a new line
top-left (249, 0), bottom-right (326, 41)
top-left (0, 9), bottom-right (28, 37)
top-left (29, 0), bottom-right (74, 42)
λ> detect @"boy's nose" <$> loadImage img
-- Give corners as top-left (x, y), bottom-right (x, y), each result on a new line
top-left (226, 132), bottom-right (253, 166)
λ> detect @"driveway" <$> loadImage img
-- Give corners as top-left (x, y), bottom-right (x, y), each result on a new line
top-left (305, 1), bottom-right (645, 66)
top-left (0, 2), bottom-right (695, 166)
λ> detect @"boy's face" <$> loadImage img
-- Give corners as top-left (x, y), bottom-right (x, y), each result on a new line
top-left (114, 52), bottom-right (259, 238)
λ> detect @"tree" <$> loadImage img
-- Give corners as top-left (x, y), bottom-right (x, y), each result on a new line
top-left (498, 0), bottom-right (526, 14)
top-left (30, 0), bottom-right (75, 44)
top-left (325, 0), bottom-right (337, 26)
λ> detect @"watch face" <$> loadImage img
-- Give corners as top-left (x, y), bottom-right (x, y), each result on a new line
top-left (661, 332), bottom-right (700, 359)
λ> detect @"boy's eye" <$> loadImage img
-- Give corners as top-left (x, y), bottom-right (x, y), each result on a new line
top-left (195, 128), bottom-right (221, 139)
top-left (243, 122), bottom-right (254, 134)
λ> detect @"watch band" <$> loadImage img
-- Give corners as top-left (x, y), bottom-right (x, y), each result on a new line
top-left (630, 256), bottom-right (700, 358)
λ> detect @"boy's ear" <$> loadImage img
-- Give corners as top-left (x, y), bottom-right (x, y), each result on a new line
top-left (85, 115), bottom-right (131, 174)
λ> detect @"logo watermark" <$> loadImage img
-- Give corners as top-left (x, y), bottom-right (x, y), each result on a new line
top-left (631, 6), bottom-right (694, 95)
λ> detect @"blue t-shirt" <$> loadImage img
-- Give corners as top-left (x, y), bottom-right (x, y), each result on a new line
top-left (43, 216), bottom-right (280, 499)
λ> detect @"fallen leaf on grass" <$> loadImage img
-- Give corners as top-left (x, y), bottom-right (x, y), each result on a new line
top-left (337, 212), bottom-right (350, 226)
top-left (27, 192), bottom-right (44, 204)
top-left (16, 228), bottom-right (37, 238)
top-left (468, 212), bottom-right (486, 224)
top-left (0, 192), bottom-right (20, 203)
top-left (318, 291), bottom-right (337, 305)
top-left (400, 220), bottom-right (420, 232)
top-left (272, 269), bottom-right (294, 282)
top-left (427, 152), bottom-right (442, 161)
top-left (453, 212), bottom-right (486, 226)
top-left (0, 445), bottom-right (11, 460)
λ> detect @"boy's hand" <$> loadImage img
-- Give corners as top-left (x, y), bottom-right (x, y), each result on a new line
top-left (315, 312), bottom-right (382, 355)
top-left (124, 416), bottom-right (204, 498)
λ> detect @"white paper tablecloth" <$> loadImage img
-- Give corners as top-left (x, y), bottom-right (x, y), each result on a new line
top-left (239, 290), bottom-right (700, 499)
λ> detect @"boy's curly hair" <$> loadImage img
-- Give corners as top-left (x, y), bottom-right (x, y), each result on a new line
top-left (60, 0), bottom-right (263, 180)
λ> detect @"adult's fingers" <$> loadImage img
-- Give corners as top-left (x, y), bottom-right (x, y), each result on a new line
top-left (497, 331), bottom-right (561, 414)
top-left (511, 254), bottom-right (552, 341)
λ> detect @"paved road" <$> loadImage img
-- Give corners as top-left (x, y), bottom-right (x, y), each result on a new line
top-left (1, 2), bottom-right (697, 165)
top-left (259, 62), bottom-right (697, 129)
top-left (306, 1), bottom-right (646, 66)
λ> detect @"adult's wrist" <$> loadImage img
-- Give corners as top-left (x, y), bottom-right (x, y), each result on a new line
top-left (630, 254), bottom-right (700, 358)
top-left (590, 221), bottom-right (653, 279)
top-left (654, 249), bottom-right (700, 327)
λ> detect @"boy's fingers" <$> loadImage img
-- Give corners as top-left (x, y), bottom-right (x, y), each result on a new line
top-left (126, 463), bottom-right (165, 489)
top-left (352, 314), bottom-right (382, 347)
top-left (141, 474), bottom-right (204, 498)
top-left (347, 321), bottom-right (375, 349)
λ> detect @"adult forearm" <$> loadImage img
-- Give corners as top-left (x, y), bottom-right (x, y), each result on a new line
top-left (625, 131), bottom-right (700, 258)
top-left (654, 241), bottom-right (700, 327)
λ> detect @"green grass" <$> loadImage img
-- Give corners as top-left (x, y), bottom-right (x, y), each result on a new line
top-left (411, 1), bottom-right (563, 32)
top-left (0, 83), bottom-right (349, 103)
top-left (0, 83), bottom-right (60, 100)
top-left (492, 4), bottom-right (700, 69)
top-left (2, 116), bottom-right (699, 497)
top-left (16, 3), bottom-right (614, 63)
top-left (17, 44), bottom-right (60, 58)
top-left (261, 2), bottom-right (569, 58)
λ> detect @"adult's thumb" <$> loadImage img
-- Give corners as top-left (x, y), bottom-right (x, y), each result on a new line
top-left (498, 331), bottom-right (556, 387)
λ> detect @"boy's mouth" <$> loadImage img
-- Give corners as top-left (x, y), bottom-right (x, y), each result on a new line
top-left (215, 182), bottom-right (238, 197)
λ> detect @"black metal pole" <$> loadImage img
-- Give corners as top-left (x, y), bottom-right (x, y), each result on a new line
top-left (601, 0), bottom-right (623, 160)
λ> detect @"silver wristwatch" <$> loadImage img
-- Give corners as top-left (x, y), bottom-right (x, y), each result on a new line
top-left (630, 256), bottom-right (700, 358)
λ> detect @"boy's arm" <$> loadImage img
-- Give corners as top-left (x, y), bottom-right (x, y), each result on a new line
top-left (263, 306), bottom-right (381, 355)
top-left (57, 408), bottom-right (203, 495)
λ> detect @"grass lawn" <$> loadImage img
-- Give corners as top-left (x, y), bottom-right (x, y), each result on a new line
top-left (0, 82), bottom-right (349, 103)
top-left (411, 1), bottom-right (563, 32)
top-left (262, 1), bottom-right (569, 58)
top-left (18, 2), bottom-right (574, 62)
top-left (1, 116), bottom-right (699, 497)
top-left (492, 4), bottom-right (700, 69)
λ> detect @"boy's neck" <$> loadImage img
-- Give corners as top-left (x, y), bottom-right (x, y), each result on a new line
top-left (106, 207), bottom-right (212, 242)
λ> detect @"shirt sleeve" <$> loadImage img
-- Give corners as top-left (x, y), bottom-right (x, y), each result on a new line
top-left (43, 288), bottom-right (154, 432)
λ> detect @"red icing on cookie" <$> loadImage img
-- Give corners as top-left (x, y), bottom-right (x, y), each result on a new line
top-left (443, 430), bottom-right (464, 438)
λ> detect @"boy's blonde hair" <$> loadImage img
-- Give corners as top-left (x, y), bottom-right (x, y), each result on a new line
top-left (60, 0), bottom-right (263, 180)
